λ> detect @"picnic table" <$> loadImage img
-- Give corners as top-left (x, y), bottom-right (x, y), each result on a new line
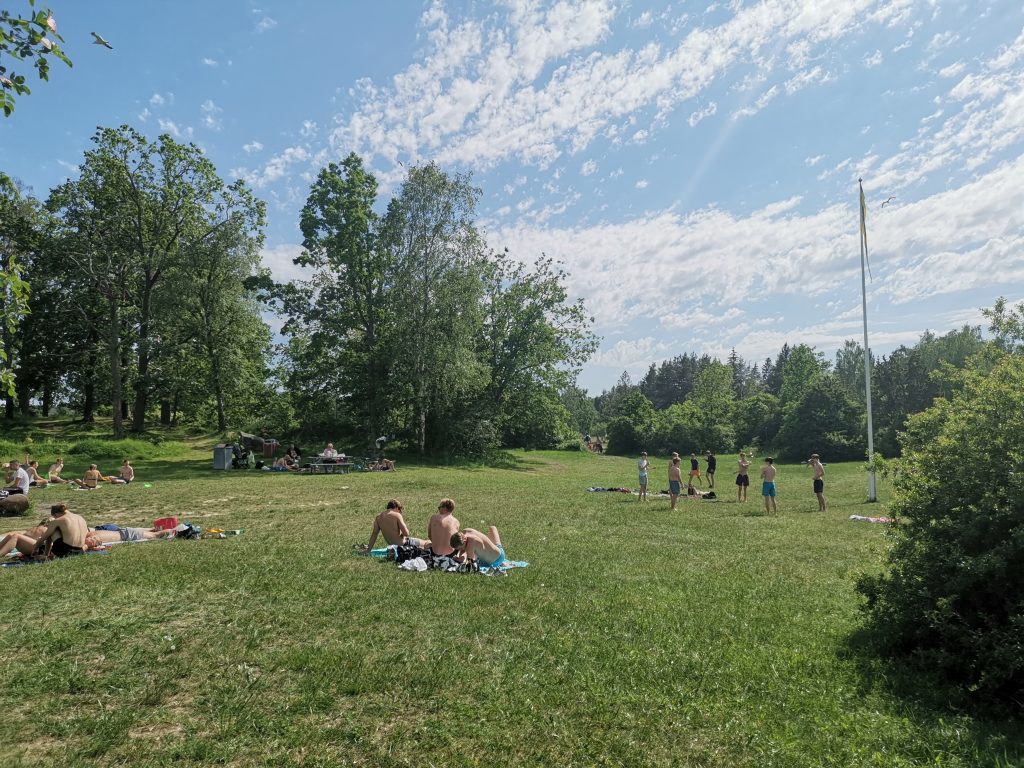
top-left (307, 455), bottom-right (353, 474)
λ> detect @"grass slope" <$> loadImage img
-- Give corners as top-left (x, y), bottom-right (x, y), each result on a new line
top-left (1, 450), bottom-right (1021, 767)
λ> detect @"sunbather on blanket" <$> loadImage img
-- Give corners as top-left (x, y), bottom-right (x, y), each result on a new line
top-left (451, 525), bottom-right (506, 568)
top-left (86, 526), bottom-right (174, 545)
top-left (365, 499), bottom-right (429, 551)
top-left (71, 464), bottom-right (103, 489)
top-left (0, 521), bottom-right (49, 557)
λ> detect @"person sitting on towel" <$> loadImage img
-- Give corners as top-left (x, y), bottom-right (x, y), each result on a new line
top-left (71, 464), bottom-right (103, 489)
top-left (365, 499), bottom-right (428, 551)
top-left (450, 526), bottom-right (506, 568)
top-left (2, 459), bottom-right (31, 495)
top-left (427, 498), bottom-right (460, 556)
top-left (110, 458), bottom-right (134, 484)
top-left (34, 503), bottom-right (89, 558)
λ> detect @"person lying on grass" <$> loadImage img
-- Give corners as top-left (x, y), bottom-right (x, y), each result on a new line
top-left (33, 503), bottom-right (89, 558)
top-left (450, 526), bottom-right (506, 568)
top-left (85, 526), bottom-right (173, 546)
top-left (363, 499), bottom-right (429, 551)
top-left (71, 464), bottom-right (103, 489)
top-left (427, 498), bottom-right (460, 556)
top-left (0, 520), bottom-right (50, 557)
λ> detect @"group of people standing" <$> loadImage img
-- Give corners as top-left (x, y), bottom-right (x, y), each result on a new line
top-left (636, 450), bottom-right (827, 513)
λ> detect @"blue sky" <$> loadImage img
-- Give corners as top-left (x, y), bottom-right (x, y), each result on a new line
top-left (2, 0), bottom-right (1023, 394)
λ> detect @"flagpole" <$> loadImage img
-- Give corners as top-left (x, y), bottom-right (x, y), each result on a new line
top-left (859, 178), bottom-right (877, 502)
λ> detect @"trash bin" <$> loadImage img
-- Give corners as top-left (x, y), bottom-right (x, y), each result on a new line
top-left (263, 439), bottom-right (278, 458)
top-left (213, 445), bottom-right (233, 470)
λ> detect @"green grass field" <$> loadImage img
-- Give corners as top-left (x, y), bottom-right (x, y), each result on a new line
top-left (1, 446), bottom-right (1021, 767)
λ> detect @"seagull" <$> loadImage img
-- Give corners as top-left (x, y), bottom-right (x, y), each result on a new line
top-left (91, 32), bottom-right (113, 49)
top-left (880, 196), bottom-right (895, 208)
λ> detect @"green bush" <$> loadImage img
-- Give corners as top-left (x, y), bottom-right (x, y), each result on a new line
top-left (857, 352), bottom-right (1024, 706)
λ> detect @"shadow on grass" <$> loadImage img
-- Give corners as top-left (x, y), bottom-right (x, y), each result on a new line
top-left (840, 626), bottom-right (1024, 761)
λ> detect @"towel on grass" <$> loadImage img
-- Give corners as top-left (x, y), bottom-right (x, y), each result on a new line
top-left (849, 514), bottom-right (894, 524)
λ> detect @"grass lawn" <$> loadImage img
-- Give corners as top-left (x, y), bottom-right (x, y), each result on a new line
top-left (1, 447), bottom-right (1021, 767)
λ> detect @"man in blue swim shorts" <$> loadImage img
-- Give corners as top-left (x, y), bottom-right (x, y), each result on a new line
top-left (760, 456), bottom-right (778, 514)
top-left (668, 456), bottom-right (683, 510)
top-left (451, 526), bottom-right (505, 568)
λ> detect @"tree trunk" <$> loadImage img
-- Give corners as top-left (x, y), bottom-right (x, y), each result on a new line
top-left (4, 394), bottom-right (13, 420)
top-left (108, 298), bottom-right (125, 439)
top-left (132, 274), bottom-right (154, 433)
top-left (160, 399), bottom-right (171, 425)
top-left (42, 382), bottom-right (51, 417)
top-left (17, 371), bottom-right (31, 415)
top-left (82, 378), bottom-right (95, 423)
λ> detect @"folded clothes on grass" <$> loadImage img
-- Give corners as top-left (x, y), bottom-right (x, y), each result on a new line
top-left (367, 545), bottom-right (528, 574)
top-left (849, 514), bottom-right (894, 524)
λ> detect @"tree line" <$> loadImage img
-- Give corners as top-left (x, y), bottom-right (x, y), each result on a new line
top-left (573, 320), bottom-right (994, 460)
top-left (0, 128), bottom-right (597, 456)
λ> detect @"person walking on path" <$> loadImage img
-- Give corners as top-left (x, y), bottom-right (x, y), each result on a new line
top-left (637, 452), bottom-right (650, 501)
top-left (761, 457), bottom-right (778, 514)
top-left (736, 452), bottom-right (751, 502)
top-left (809, 454), bottom-right (826, 512)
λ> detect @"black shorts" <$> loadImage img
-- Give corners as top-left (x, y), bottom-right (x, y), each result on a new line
top-left (813, 478), bottom-right (824, 493)
top-left (51, 539), bottom-right (85, 558)
top-left (736, 474), bottom-right (749, 487)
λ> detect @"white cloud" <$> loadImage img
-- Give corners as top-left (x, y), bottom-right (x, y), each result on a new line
top-left (863, 49), bottom-right (883, 68)
top-left (632, 11), bottom-right (653, 29)
top-left (150, 93), bottom-right (165, 106)
top-left (688, 101), bottom-right (717, 127)
top-left (805, 154), bottom-right (824, 166)
top-left (635, 179), bottom-right (648, 189)
top-left (157, 118), bottom-right (192, 140)
top-left (330, 0), bottom-right (904, 171)
top-left (580, 159), bottom-right (597, 176)
top-left (200, 99), bottom-right (224, 131)
top-left (938, 61), bottom-right (965, 78)
top-left (138, 107), bottom-right (150, 122)
top-left (300, 120), bottom-right (318, 138)
top-left (255, 16), bottom-right (277, 33)
top-left (243, 141), bottom-right (264, 154)
top-left (231, 145), bottom-right (310, 188)
top-left (202, 57), bottom-right (219, 67)
top-left (259, 243), bottom-right (311, 284)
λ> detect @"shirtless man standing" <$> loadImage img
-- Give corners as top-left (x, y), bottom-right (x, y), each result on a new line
top-left (736, 452), bottom-right (751, 502)
top-left (760, 457), bottom-right (778, 515)
top-left (809, 454), bottom-right (826, 512)
top-left (668, 457), bottom-right (683, 510)
top-left (365, 499), bottom-right (428, 550)
top-left (451, 526), bottom-right (505, 568)
top-left (427, 498), bottom-right (460, 556)
top-left (35, 503), bottom-right (89, 558)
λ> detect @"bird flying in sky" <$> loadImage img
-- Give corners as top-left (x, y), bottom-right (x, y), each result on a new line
top-left (90, 32), bottom-right (113, 50)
